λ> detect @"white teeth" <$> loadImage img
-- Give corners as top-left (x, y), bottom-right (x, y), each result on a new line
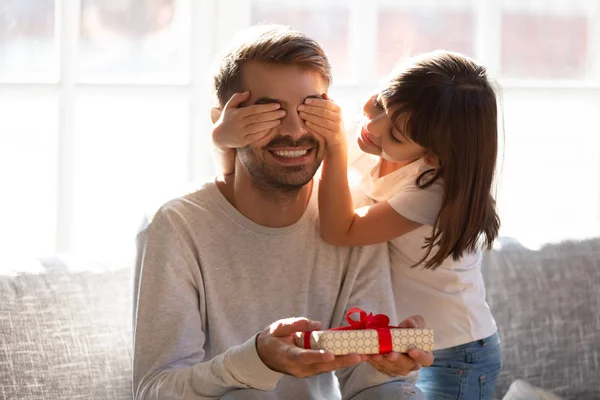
top-left (272, 149), bottom-right (309, 158)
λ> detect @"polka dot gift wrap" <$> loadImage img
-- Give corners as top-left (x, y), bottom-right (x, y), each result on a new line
top-left (295, 327), bottom-right (434, 355)
top-left (294, 308), bottom-right (434, 355)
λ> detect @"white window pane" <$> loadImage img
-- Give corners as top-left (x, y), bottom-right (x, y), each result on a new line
top-left (377, 0), bottom-right (476, 78)
top-left (72, 93), bottom-right (190, 259)
top-left (0, 0), bottom-right (58, 82)
top-left (250, 0), bottom-right (353, 84)
top-left (77, 0), bottom-right (191, 84)
top-left (501, 0), bottom-right (599, 80)
top-left (497, 89), bottom-right (600, 246)
top-left (0, 93), bottom-right (58, 256)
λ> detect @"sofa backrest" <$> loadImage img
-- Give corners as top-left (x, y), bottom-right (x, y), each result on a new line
top-left (0, 258), bottom-right (132, 399)
top-left (3, 238), bottom-right (599, 400)
top-left (483, 237), bottom-right (600, 400)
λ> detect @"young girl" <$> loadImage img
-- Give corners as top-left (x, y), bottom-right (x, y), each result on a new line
top-left (301, 51), bottom-right (502, 400)
top-left (212, 50), bottom-right (502, 399)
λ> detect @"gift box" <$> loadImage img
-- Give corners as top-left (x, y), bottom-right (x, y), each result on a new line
top-left (295, 308), bottom-right (434, 355)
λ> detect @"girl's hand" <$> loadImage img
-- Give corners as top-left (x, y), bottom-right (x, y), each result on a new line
top-left (212, 91), bottom-right (286, 150)
top-left (366, 315), bottom-right (434, 376)
top-left (298, 94), bottom-right (346, 155)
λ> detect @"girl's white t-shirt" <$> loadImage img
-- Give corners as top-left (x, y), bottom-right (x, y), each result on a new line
top-left (348, 140), bottom-right (497, 350)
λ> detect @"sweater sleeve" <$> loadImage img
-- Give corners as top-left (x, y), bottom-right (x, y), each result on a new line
top-left (334, 243), bottom-right (418, 400)
top-left (132, 208), bottom-right (283, 400)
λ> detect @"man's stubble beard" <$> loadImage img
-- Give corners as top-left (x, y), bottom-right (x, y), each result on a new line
top-left (237, 139), bottom-right (323, 201)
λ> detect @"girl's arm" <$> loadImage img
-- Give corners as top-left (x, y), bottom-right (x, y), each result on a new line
top-left (299, 97), bottom-right (422, 247)
top-left (211, 146), bottom-right (237, 176)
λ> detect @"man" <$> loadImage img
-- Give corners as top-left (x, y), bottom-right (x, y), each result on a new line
top-left (133, 25), bottom-right (432, 400)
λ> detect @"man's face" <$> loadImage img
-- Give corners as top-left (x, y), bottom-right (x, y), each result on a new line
top-left (237, 61), bottom-right (328, 193)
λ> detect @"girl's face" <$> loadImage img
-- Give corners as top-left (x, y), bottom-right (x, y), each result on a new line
top-left (357, 94), bottom-right (427, 163)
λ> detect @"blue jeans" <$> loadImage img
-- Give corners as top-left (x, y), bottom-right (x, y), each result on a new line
top-left (351, 380), bottom-right (425, 400)
top-left (417, 333), bottom-right (502, 400)
top-left (221, 380), bottom-right (425, 399)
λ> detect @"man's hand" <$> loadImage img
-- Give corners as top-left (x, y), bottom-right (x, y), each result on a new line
top-left (212, 91), bottom-right (286, 151)
top-left (366, 315), bottom-right (434, 376)
top-left (298, 94), bottom-right (346, 155)
top-left (256, 317), bottom-right (367, 379)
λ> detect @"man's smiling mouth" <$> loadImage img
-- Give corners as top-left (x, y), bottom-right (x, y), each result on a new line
top-left (271, 149), bottom-right (310, 158)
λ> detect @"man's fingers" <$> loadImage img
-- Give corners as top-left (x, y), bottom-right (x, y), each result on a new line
top-left (397, 318), bottom-right (417, 329)
top-left (397, 314), bottom-right (425, 329)
top-left (289, 348), bottom-right (364, 371)
top-left (244, 109), bottom-right (286, 125)
top-left (367, 359), bottom-right (385, 374)
top-left (224, 91), bottom-right (251, 110)
top-left (330, 353), bottom-right (365, 369)
top-left (368, 352), bottom-right (419, 376)
top-left (408, 349), bottom-right (434, 367)
top-left (367, 359), bottom-right (395, 376)
top-left (269, 317), bottom-right (322, 337)
top-left (288, 347), bottom-right (335, 365)
top-left (388, 352), bottom-right (421, 371)
top-left (412, 315), bottom-right (426, 328)
top-left (283, 349), bottom-right (363, 378)
top-left (367, 359), bottom-right (412, 376)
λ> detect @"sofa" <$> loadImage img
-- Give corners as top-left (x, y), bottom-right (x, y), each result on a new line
top-left (483, 237), bottom-right (600, 399)
top-left (1, 237), bottom-right (599, 399)
top-left (0, 257), bottom-right (132, 400)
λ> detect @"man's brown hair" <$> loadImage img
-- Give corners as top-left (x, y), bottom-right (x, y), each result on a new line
top-left (381, 51), bottom-right (501, 270)
top-left (213, 24), bottom-right (332, 107)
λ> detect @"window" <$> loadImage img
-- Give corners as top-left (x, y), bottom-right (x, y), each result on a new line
top-left (0, 93), bottom-right (58, 255)
top-left (1, 0), bottom-right (599, 260)
top-left (77, 0), bottom-right (190, 83)
top-left (376, 0), bottom-right (476, 78)
top-left (251, 0), bottom-right (353, 83)
top-left (1, 0), bottom-right (209, 261)
top-left (500, 0), bottom-right (599, 80)
top-left (0, 0), bottom-right (58, 82)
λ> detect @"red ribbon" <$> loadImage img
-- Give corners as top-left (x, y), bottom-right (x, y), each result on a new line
top-left (304, 307), bottom-right (393, 354)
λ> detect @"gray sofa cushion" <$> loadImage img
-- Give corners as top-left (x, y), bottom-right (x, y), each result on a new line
top-left (0, 258), bottom-right (132, 400)
top-left (3, 236), bottom-right (598, 399)
top-left (483, 238), bottom-right (600, 400)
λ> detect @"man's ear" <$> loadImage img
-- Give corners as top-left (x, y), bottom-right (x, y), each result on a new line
top-left (210, 107), bottom-right (222, 124)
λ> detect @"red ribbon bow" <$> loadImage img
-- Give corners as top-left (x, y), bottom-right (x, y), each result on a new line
top-left (304, 307), bottom-right (393, 354)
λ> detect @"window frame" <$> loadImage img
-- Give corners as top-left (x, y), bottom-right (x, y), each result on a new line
top-left (0, 0), bottom-right (598, 254)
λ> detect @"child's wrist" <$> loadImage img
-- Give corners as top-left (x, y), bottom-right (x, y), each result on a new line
top-left (326, 142), bottom-right (347, 158)
top-left (213, 142), bottom-right (231, 153)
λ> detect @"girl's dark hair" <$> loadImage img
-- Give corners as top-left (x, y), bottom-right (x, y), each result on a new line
top-left (381, 51), bottom-right (500, 270)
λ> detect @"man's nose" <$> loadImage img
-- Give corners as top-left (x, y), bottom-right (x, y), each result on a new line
top-left (277, 110), bottom-right (308, 139)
